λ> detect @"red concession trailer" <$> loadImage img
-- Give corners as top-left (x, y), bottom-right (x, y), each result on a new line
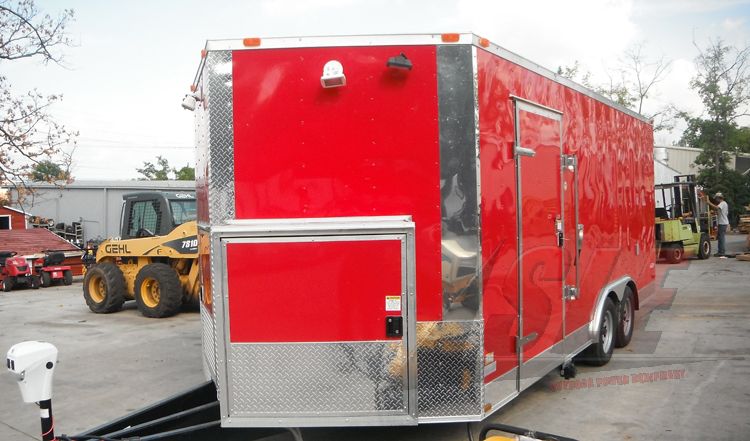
top-left (192, 33), bottom-right (655, 428)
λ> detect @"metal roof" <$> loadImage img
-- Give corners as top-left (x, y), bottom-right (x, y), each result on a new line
top-left (2, 180), bottom-right (196, 190)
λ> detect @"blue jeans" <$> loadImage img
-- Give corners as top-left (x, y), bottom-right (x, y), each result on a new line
top-left (718, 224), bottom-right (728, 255)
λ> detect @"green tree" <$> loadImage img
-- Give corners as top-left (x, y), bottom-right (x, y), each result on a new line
top-left (137, 156), bottom-right (172, 180)
top-left (137, 156), bottom-right (195, 181)
top-left (30, 159), bottom-right (70, 181)
top-left (174, 164), bottom-right (195, 180)
top-left (0, 1), bottom-right (77, 200)
top-left (679, 39), bottom-right (750, 223)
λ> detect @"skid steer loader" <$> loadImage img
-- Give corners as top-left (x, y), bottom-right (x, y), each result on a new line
top-left (82, 191), bottom-right (199, 318)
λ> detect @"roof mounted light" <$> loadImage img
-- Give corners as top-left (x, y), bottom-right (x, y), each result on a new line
top-left (320, 60), bottom-right (346, 88)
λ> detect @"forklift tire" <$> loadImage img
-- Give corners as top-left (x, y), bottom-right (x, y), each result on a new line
top-left (578, 298), bottom-right (616, 366)
top-left (698, 233), bottom-right (711, 260)
top-left (41, 272), bottom-right (51, 287)
top-left (615, 287), bottom-right (634, 348)
top-left (2, 277), bottom-right (13, 292)
top-left (134, 263), bottom-right (182, 318)
top-left (31, 276), bottom-right (40, 290)
top-left (63, 270), bottom-right (73, 285)
top-left (83, 263), bottom-right (126, 313)
top-left (665, 244), bottom-right (683, 264)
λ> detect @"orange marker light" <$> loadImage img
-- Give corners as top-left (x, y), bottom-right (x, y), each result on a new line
top-left (243, 37), bottom-right (261, 47)
top-left (441, 33), bottom-right (460, 43)
top-left (200, 49), bottom-right (207, 58)
top-left (478, 37), bottom-right (490, 48)
top-left (190, 84), bottom-right (197, 92)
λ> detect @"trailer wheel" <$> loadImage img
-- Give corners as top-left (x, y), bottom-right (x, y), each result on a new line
top-left (63, 270), bottom-right (73, 285)
top-left (578, 298), bottom-right (616, 366)
top-left (698, 234), bottom-right (711, 260)
top-left (134, 263), bottom-right (182, 318)
top-left (665, 244), bottom-right (683, 264)
top-left (615, 287), bottom-right (634, 348)
top-left (41, 272), bottom-right (51, 287)
top-left (3, 277), bottom-right (14, 292)
top-left (83, 263), bottom-right (126, 313)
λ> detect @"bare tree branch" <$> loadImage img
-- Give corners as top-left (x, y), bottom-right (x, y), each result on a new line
top-left (0, 1), bottom-right (77, 204)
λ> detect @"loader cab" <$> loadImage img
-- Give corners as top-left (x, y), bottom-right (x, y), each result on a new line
top-left (119, 192), bottom-right (196, 239)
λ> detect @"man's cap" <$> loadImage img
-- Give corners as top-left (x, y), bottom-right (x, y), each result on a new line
top-left (714, 192), bottom-right (724, 199)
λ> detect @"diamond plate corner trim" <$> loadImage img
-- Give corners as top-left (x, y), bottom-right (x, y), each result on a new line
top-left (206, 50), bottom-right (235, 224)
top-left (200, 302), bottom-right (217, 380)
top-left (228, 342), bottom-right (407, 416)
top-left (416, 320), bottom-right (484, 418)
top-left (209, 228), bottom-right (226, 408)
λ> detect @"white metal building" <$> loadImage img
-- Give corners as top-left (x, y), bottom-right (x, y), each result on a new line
top-left (655, 145), bottom-right (750, 176)
top-left (4, 180), bottom-right (195, 243)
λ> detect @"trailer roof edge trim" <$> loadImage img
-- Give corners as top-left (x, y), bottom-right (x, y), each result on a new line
top-left (198, 33), bottom-right (651, 124)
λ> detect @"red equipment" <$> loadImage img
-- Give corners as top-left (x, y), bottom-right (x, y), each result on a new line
top-left (191, 33), bottom-right (655, 427)
top-left (0, 251), bottom-right (40, 292)
top-left (33, 251), bottom-right (73, 287)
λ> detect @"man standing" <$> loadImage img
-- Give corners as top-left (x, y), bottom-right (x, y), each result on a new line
top-left (707, 192), bottom-right (729, 256)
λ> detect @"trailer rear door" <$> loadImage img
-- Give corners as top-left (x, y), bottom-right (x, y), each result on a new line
top-left (215, 219), bottom-right (416, 426)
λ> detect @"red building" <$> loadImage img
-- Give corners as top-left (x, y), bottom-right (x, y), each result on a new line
top-left (0, 206), bottom-right (28, 230)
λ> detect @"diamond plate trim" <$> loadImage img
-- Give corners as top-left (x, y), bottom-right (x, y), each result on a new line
top-left (206, 50), bottom-right (235, 224)
top-left (195, 75), bottom-right (210, 226)
top-left (200, 302), bottom-right (217, 379)
top-left (416, 320), bottom-right (483, 417)
top-left (228, 342), bottom-right (406, 416)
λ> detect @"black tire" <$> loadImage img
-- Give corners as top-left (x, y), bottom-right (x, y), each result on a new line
top-left (41, 272), bottom-right (51, 287)
top-left (665, 244), bottom-right (683, 264)
top-left (83, 263), bottom-right (126, 313)
top-left (3, 277), bottom-right (14, 292)
top-left (31, 276), bottom-right (40, 290)
top-left (63, 270), bottom-right (73, 285)
top-left (615, 287), bottom-right (635, 348)
top-left (698, 233), bottom-right (711, 260)
top-left (134, 263), bottom-right (183, 318)
top-left (578, 298), bottom-right (617, 366)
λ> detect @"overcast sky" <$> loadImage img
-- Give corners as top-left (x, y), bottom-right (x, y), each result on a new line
top-left (5, 0), bottom-right (750, 180)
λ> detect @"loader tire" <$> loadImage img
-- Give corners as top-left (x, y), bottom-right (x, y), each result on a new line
top-left (31, 276), bottom-right (40, 290)
top-left (63, 270), bottom-right (73, 285)
top-left (3, 277), bottom-right (13, 292)
top-left (83, 263), bottom-right (126, 313)
top-left (615, 287), bottom-right (635, 348)
top-left (698, 233), bottom-right (711, 260)
top-left (578, 298), bottom-right (616, 366)
top-left (41, 272), bottom-right (51, 287)
top-left (134, 263), bottom-right (182, 318)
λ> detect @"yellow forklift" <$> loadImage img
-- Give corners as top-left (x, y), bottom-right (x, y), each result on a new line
top-left (655, 175), bottom-right (712, 263)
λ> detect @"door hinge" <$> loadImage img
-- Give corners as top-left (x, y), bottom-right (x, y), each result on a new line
top-left (517, 332), bottom-right (538, 351)
top-left (564, 285), bottom-right (578, 300)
